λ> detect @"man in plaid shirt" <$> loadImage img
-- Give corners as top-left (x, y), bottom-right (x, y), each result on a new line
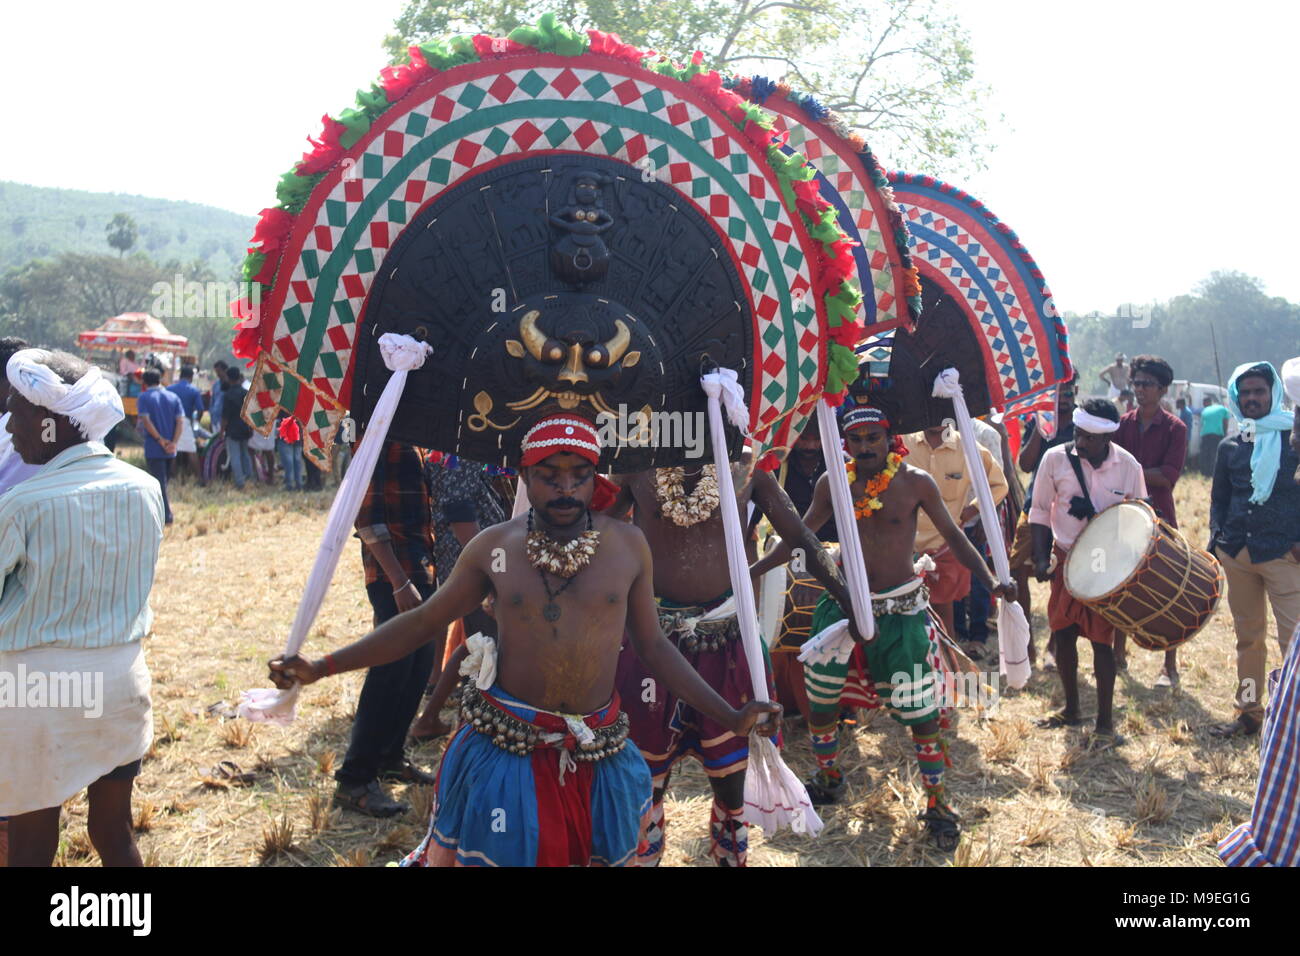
top-left (334, 439), bottom-right (441, 817)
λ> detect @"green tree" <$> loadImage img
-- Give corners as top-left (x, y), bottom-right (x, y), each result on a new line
top-left (105, 212), bottom-right (138, 257)
top-left (386, 0), bottom-right (993, 172)
top-left (1064, 272), bottom-right (1300, 393)
top-left (0, 252), bottom-right (172, 349)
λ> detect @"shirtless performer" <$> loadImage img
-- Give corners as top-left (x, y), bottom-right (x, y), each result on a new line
top-left (611, 451), bottom-right (852, 866)
top-left (268, 415), bottom-right (778, 867)
top-left (751, 404), bottom-right (1015, 849)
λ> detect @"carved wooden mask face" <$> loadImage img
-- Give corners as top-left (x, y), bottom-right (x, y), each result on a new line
top-left (505, 305), bottom-right (641, 406)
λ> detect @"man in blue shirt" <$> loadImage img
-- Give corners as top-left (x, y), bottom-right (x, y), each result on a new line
top-left (1176, 397), bottom-right (1194, 448)
top-left (167, 364), bottom-right (204, 484)
top-left (137, 369), bottom-right (184, 524)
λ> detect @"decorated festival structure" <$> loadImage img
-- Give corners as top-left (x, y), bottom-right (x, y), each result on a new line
top-left (856, 172), bottom-right (1073, 432)
top-left (234, 14), bottom-right (928, 844)
top-left (230, 17), bottom-right (919, 474)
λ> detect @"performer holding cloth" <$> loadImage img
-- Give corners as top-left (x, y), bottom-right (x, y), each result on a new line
top-left (1030, 399), bottom-right (1147, 749)
top-left (269, 414), bottom-right (778, 867)
top-left (753, 403), bottom-right (1015, 849)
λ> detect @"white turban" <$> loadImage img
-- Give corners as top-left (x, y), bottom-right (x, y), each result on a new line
top-left (6, 349), bottom-right (124, 442)
top-left (1072, 407), bottom-right (1120, 435)
top-left (1283, 356), bottom-right (1300, 407)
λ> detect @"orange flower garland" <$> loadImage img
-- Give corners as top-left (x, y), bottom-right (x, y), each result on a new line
top-left (846, 452), bottom-right (903, 519)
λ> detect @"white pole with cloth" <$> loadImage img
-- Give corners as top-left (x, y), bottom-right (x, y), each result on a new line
top-left (700, 369), bottom-right (823, 836)
top-left (930, 367), bottom-right (1031, 688)
top-left (239, 333), bottom-right (434, 724)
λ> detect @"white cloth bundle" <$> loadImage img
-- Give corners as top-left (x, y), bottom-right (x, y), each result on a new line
top-left (1072, 407), bottom-right (1120, 435)
top-left (239, 334), bottom-right (433, 724)
top-left (459, 632), bottom-right (498, 690)
top-left (6, 349), bottom-right (124, 442)
top-left (816, 399), bottom-right (877, 640)
top-left (701, 370), bottom-right (823, 837)
top-left (932, 368), bottom-right (1030, 689)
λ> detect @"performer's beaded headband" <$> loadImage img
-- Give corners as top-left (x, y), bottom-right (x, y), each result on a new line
top-left (840, 404), bottom-right (890, 434)
top-left (229, 13), bottom-right (916, 472)
top-left (845, 173), bottom-right (1074, 432)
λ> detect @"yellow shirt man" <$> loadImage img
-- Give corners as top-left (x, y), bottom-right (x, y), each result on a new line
top-left (904, 424), bottom-right (1009, 554)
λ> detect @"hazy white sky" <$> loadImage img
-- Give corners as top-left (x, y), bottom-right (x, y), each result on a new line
top-left (2, 0), bottom-right (1296, 313)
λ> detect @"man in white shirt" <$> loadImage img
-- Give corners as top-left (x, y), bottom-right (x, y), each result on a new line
top-left (1029, 399), bottom-right (1147, 748)
top-left (0, 349), bottom-right (164, 867)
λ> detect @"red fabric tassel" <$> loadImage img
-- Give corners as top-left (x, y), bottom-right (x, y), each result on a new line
top-left (757, 452), bottom-right (782, 472)
top-left (792, 179), bottom-right (823, 218)
top-left (251, 207), bottom-right (294, 250)
top-left (742, 119), bottom-right (773, 149)
top-left (379, 62), bottom-right (425, 101)
top-left (278, 417), bottom-right (301, 443)
top-left (297, 116), bottom-right (348, 175)
top-left (472, 34), bottom-right (528, 58)
top-left (230, 296), bottom-right (263, 361)
top-left (590, 474), bottom-right (620, 512)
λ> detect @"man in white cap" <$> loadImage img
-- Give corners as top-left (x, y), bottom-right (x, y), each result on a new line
top-left (1029, 398), bottom-right (1147, 749)
top-left (0, 349), bottom-right (164, 866)
top-left (1209, 361), bottom-right (1300, 738)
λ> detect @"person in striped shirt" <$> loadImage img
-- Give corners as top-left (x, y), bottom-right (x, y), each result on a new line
top-left (0, 349), bottom-right (164, 867)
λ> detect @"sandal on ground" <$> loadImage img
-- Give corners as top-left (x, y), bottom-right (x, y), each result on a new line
top-left (209, 760), bottom-right (258, 786)
top-left (1036, 711), bottom-right (1087, 730)
top-left (1208, 714), bottom-right (1261, 739)
top-left (333, 780), bottom-right (408, 818)
top-left (804, 771), bottom-right (845, 806)
top-left (379, 758), bottom-right (437, 786)
top-left (1085, 730), bottom-right (1126, 752)
top-left (918, 803), bottom-right (961, 851)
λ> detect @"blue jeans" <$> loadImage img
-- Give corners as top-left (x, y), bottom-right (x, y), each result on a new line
top-left (277, 439), bottom-right (303, 489)
top-left (955, 526), bottom-right (991, 643)
top-left (145, 456), bottom-right (174, 523)
top-left (227, 438), bottom-right (251, 488)
top-left (338, 576), bottom-right (438, 786)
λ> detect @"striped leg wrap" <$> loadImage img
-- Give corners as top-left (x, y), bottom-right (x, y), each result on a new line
top-left (913, 729), bottom-right (949, 807)
top-left (708, 801), bottom-right (749, 867)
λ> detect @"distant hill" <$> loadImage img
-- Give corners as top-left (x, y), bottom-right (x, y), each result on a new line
top-left (0, 181), bottom-right (254, 278)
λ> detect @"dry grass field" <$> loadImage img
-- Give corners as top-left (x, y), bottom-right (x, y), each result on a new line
top-left (45, 458), bottom-right (1272, 867)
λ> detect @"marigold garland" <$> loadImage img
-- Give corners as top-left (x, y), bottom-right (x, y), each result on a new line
top-left (846, 452), bottom-right (903, 519)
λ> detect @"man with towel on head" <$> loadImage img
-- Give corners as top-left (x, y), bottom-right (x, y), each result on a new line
top-left (1208, 362), bottom-right (1300, 739)
top-left (1030, 399), bottom-right (1147, 750)
top-left (0, 349), bottom-right (164, 866)
top-left (1218, 356), bottom-right (1300, 866)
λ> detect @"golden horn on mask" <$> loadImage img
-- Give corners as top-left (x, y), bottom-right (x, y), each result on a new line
top-left (518, 310), bottom-right (550, 361)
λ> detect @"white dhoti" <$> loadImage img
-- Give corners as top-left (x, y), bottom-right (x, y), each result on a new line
top-left (176, 417), bottom-right (197, 454)
top-left (0, 641), bottom-right (153, 815)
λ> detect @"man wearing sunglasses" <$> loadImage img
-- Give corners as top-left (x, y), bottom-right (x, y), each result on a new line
top-left (1112, 356), bottom-right (1188, 685)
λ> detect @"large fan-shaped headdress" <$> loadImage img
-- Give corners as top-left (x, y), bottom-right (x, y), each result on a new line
top-left (848, 172), bottom-right (1073, 431)
top-left (231, 16), bottom-right (917, 471)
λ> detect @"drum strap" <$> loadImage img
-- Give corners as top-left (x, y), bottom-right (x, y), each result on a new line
top-left (1065, 445), bottom-right (1098, 521)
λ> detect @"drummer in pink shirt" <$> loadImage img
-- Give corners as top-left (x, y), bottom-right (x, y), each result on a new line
top-left (1029, 399), bottom-right (1148, 749)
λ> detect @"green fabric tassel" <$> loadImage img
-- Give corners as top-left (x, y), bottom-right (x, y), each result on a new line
top-left (418, 37), bottom-right (479, 71)
top-left (510, 12), bottom-right (587, 55)
top-left (826, 343), bottom-right (858, 393)
top-left (241, 252), bottom-right (266, 284)
top-left (356, 84), bottom-right (389, 116)
top-left (275, 170), bottom-right (319, 213)
top-left (337, 107), bottom-right (373, 149)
